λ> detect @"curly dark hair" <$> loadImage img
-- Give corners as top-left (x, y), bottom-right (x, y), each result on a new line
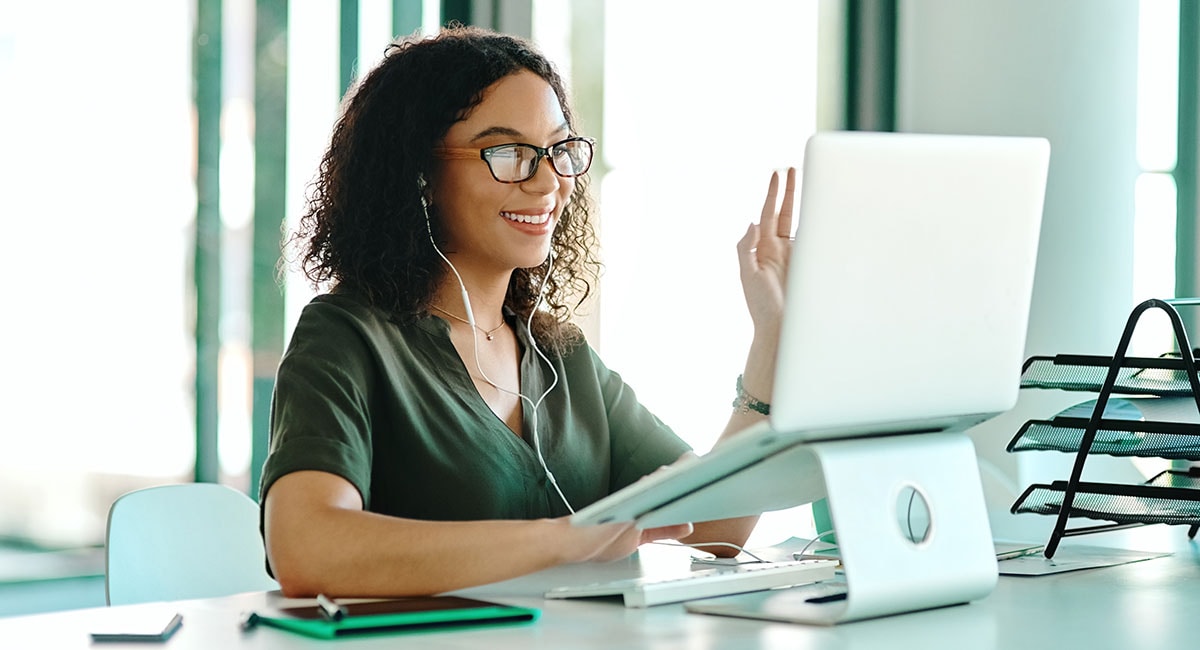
top-left (285, 25), bottom-right (600, 353)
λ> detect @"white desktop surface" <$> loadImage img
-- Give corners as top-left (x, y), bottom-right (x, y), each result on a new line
top-left (0, 521), bottom-right (1196, 649)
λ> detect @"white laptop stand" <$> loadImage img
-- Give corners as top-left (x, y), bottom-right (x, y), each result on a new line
top-left (800, 431), bottom-right (998, 624)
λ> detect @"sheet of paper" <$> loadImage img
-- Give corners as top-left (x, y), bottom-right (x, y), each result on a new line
top-left (690, 536), bottom-right (1170, 578)
top-left (997, 543), bottom-right (1171, 576)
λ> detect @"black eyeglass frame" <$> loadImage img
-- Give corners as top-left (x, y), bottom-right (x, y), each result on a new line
top-left (434, 136), bottom-right (596, 183)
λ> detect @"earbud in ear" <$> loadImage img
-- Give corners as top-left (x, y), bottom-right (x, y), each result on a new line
top-left (418, 173), bottom-right (431, 209)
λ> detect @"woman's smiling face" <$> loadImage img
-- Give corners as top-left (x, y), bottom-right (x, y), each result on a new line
top-left (430, 70), bottom-right (576, 274)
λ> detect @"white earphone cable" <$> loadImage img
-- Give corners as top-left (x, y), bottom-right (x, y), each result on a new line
top-left (426, 202), bottom-right (573, 513)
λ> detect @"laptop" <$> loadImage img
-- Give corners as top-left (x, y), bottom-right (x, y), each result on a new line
top-left (571, 130), bottom-right (1050, 528)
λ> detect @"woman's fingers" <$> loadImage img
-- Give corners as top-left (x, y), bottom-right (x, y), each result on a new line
top-left (777, 167), bottom-right (797, 238)
top-left (640, 522), bottom-right (694, 543)
top-left (758, 170), bottom-right (781, 236)
top-left (752, 168), bottom-right (797, 266)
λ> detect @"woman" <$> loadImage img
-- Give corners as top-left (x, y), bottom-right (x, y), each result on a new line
top-left (262, 25), bottom-right (795, 598)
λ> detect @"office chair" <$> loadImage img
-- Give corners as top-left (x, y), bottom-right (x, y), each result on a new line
top-left (104, 482), bottom-right (279, 606)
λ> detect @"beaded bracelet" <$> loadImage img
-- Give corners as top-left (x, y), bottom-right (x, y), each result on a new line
top-left (731, 374), bottom-right (771, 415)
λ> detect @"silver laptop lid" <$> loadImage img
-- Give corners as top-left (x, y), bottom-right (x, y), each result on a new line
top-left (770, 131), bottom-right (1049, 440)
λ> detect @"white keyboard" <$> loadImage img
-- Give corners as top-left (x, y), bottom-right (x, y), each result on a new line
top-left (543, 559), bottom-right (838, 608)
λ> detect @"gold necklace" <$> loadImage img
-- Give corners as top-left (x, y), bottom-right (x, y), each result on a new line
top-left (431, 305), bottom-right (507, 341)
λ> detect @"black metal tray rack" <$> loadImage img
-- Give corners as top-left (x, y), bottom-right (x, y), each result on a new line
top-left (1007, 298), bottom-right (1200, 558)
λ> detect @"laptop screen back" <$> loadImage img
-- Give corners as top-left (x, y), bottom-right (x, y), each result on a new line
top-left (769, 131), bottom-right (1049, 440)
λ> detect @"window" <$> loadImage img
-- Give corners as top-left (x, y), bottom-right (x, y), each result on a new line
top-left (596, 1), bottom-right (822, 544)
top-left (0, 2), bottom-right (195, 547)
top-left (1131, 0), bottom-right (1181, 355)
top-left (598, 0), bottom-right (820, 451)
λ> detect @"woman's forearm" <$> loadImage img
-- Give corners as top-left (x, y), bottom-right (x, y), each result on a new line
top-left (263, 471), bottom-right (626, 597)
top-left (266, 510), bottom-right (568, 597)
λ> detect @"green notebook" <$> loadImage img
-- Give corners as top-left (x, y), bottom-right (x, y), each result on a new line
top-left (245, 596), bottom-right (539, 640)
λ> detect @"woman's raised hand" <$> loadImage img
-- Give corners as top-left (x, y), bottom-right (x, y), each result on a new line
top-left (737, 168), bottom-right (796, 332)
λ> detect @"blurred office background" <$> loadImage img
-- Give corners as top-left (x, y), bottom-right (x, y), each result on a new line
top-left (0, 0), bottom-right (1194, 616)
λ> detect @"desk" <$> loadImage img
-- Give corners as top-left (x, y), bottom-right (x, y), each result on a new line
top-left (0, 522), bottom-right (1196, 649)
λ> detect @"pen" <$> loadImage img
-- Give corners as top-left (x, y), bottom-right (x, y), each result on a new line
top-left (316, 594), bottom-right (347, 622)
top-left (996, 546), bottom-right (1045, 561)
top-left (239, 611), bottom-right (260, 631)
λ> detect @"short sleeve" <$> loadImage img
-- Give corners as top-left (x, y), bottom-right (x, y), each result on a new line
top-left (588, 348), bottom-right (692, 493)
top-left (259, 301), bottom-right (378, 507)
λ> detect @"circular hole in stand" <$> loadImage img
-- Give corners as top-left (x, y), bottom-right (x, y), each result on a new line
top-left (896, 484), bottom-right (932, 545)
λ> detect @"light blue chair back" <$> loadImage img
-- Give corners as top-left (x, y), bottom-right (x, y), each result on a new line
top-left (104, 482), bottom-right (279, 605)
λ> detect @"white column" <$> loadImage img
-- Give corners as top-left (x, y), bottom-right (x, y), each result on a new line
top-left (895, 0), bottom-right (1145, 502)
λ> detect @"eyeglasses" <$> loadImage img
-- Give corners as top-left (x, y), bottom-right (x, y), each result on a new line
top-left (434, 136), bottom-right (595, 183)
